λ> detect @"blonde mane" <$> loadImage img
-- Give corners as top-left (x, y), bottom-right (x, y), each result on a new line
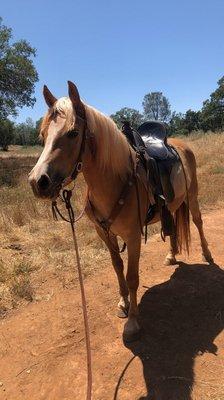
top-left (40, 97), bottom-right (131, 177)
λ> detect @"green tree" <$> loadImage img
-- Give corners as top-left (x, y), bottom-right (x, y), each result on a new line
top-left (169, 112), bottom-right (187, 136)
top-left (142, 92), bottom-right (171, 122)
top-left (35, 117), bottom-right (43, 132)
top-left (0, 118), bottom-right (14, 150)
top-left (14, 117), bottom-right (38, 145)
top-left (201, 76), bottom-right (224, 131)
top-left (110, 107), bottom-right (144, 130)
top-left (184, 110), bottom-right (202, 133)
top-left (169, 110), bottom-right (201, 136)
top-left (0, 17), bottom-right (38, 118)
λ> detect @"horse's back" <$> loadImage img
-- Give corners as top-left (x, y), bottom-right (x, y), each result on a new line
top-left (168, 137), bottom-right (198, 198)
top-left (168, 137), bottom-right (196, 164)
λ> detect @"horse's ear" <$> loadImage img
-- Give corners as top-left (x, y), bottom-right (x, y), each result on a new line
top-left (43, 85), bottom-right (57, 107)
top-left (68, 81), bottom-right (85, 118)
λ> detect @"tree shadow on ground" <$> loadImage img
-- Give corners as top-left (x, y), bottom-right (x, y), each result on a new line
top-left (124, 262), bottom-right (224, 400)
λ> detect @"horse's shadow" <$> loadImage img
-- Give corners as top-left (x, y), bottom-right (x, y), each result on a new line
top-left (124, 262), bottom-right (224, 400)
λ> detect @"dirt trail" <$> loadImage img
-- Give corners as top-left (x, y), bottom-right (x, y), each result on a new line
top-left (1, 209), bottom-right (224, 400)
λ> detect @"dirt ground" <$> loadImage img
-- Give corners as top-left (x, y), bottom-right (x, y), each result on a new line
top-left (0, 209), bottom-right (224, 400)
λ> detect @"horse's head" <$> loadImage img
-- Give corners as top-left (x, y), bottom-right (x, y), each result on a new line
top-left (29, 81), bottom-right (86, 199)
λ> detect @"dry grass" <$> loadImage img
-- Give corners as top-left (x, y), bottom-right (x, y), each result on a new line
top-left (0, 148), bottom-right (109, 313)
top-left (0, 132), bottom-right (224, 314)
top-left (185, 131), bottom-right (224, 208)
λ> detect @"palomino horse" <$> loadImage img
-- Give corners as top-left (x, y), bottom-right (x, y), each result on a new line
top-left (29, 81), bottom-right (213, 342)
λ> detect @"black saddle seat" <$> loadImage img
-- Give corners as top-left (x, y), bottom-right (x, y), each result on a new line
top-left (138, 121), bottom-right (167, 141)
top-left (137, 121), bottom-right (176, 161)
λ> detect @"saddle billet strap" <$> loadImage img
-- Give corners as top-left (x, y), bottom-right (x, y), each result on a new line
top-left (88, 172), bottom-right (135, 233)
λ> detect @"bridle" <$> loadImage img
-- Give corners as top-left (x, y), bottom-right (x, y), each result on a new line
top-left (51, 108), bottom-right (91, 223)
top-left (59, 108), bottom-right (96, 188)
top-left (67, 113), bottom-right (89, 183)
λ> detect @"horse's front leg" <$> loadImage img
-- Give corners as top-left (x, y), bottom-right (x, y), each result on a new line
top-left (123, 234), bottom-right (141, 342)
top-left (94, 226), bottom-right (130, 317)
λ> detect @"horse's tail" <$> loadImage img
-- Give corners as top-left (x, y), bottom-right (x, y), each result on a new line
top-left (174, 201), bottom-right (191, 255)
top-left (173, 145), bottom-right (191, 254)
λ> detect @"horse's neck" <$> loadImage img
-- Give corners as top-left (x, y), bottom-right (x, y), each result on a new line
top-left (82, 130), bottom-right (130, 216)
top-left (82, 149), bottom-right (125, 217)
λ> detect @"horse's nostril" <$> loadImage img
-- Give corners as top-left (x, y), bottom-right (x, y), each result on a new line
top-left (37, 174), bottom-right (50, 192)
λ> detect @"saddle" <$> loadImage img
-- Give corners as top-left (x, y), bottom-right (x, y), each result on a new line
top-left (121, 121), bottom-right (180, 237)
top-left (137, 121), bottom-right (179, 203)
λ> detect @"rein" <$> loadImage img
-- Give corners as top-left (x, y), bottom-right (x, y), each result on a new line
top-left (52, 188), bottom-right (89, 223)
top-left (60, 189), bottom-right (92, 400)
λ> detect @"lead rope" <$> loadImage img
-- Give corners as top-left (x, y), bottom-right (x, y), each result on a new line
top-left (57, 189), bottom-right (92, 400)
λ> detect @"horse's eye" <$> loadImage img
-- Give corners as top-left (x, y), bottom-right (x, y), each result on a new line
top-left (67, 130), bottom-right (79, 138)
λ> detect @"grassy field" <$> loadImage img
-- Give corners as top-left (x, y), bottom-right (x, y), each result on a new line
top-left (0, 132), bottom-right (224, 315)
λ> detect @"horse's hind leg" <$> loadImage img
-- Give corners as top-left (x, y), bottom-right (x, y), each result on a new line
top-left (189, 195), bottom-right (213, 263)
top-left (164, 227), bottom-right (178, 266)
top-left (95, 226), bottom-right (129, 318)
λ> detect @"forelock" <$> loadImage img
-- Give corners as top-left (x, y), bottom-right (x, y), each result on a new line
top-left (39, 97), bottom-right (76, 140)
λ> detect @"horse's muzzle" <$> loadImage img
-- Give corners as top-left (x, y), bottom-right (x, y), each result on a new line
top-left (29, 172), bottom-right (61, 200)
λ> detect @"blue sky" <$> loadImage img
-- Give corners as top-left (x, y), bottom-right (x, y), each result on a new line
top-left (1, 0), bottom-right (224, 122)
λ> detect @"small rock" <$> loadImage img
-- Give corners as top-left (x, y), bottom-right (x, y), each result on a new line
top-left (26, 370), bottom-right (31, 374)
top-left (0, 382), bottom-right (3, 387)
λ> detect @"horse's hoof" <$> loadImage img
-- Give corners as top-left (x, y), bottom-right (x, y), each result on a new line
top-left (202, 253), bottom-right (214, 264)
top-left (117, 306), bottom-right (129, 319)
top-left (123, 318), bottom-right (141, 343)
top-left (123, 328), bottom-right (141, 343)
top-left (164, 257), bottom-right (177, 266)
